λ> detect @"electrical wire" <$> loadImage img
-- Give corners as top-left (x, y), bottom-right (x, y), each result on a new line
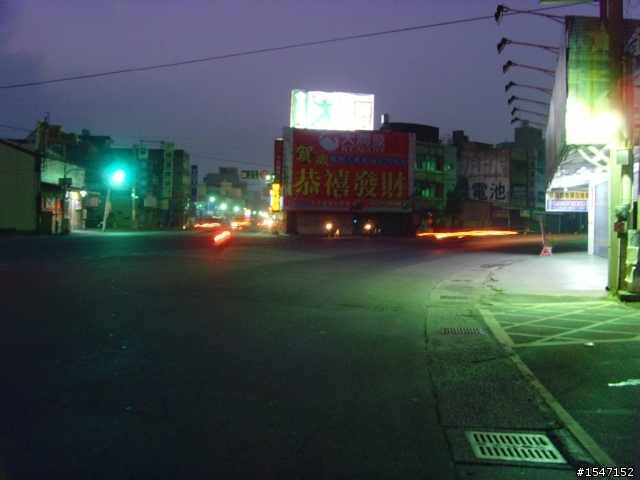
top-left (0, 124), bottom-right (32, 132)
top-left (0, 5), bottom-right (573, 90)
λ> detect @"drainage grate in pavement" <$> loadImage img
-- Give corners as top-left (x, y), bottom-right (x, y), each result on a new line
top-left (440, 327), bottom-right (484, 335)
top-left (466, 431), bottom-right (566, 464)
top-left (439, 295), bottom-right (472, 300)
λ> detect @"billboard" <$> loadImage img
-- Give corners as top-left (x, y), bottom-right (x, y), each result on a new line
top-left (458, 149), bottom-right (510, 205)
top-left (548, 16), bottom-right (640, 177)
top-left (284, 129), bottom-right (414, 212)
top-left (564, 17), bottom-right (616, 146)
top-left (290, 90), bottom-right (374, 131)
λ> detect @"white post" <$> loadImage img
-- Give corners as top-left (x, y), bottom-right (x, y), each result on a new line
top-left (101, 187), bottom-right (111, 232)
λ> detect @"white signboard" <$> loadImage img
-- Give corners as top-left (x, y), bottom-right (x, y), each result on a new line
top-left (290, 90), bottom-right (374, 131)
top-left (545, 190), bottom-right (588, 212)
top-left (458, 149), bottom-right (510, 205)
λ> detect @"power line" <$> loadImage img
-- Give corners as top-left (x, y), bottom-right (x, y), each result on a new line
top-left (0, 124), bottom-right (33, 132)
top-left (0, 5), bottom-right (572, 90)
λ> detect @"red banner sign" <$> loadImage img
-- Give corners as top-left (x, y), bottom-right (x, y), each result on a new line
top-left (286, 129), bottom-right (414, 212)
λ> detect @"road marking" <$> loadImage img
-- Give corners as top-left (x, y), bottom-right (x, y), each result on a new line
top-left (608, 379), bottom-right (640, 387)
top-left (483, 301), bottom-right (640, 347)
top-left (478, 309), bottom-right (617, 468)
top-left (478, 309), bottom-right (514, 347)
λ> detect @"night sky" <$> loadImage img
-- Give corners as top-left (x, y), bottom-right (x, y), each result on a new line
top-left (2, 1), bottom-right (638, 186)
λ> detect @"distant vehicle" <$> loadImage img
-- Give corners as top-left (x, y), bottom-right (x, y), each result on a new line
top-left (230, 216), bottom-right (251, 229)
top-left (194, 217), bottom-right (226, 229)
top-left (325, 221), bottom-right (340, 238)
top-left (362, 220), bottom-right (381, 237)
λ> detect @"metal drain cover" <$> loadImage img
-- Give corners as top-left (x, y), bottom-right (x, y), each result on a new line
top-left (440, 327), bottom-right (484, 335)
top-left (439, 295), bottom-right (471, 300)
top-left (466, 431), bottom-right (566, 464)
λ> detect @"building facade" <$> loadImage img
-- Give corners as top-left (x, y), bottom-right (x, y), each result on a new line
top-left (0, 139), bottom-right (40, 233)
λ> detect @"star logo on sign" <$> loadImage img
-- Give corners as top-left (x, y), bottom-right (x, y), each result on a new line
top-left (313, 99), bottom-right (333, 125)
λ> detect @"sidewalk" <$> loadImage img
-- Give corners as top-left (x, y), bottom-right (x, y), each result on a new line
top-left (427, 246), bottom-right (640, 478)
top-left (490, 251), bottom-right (610, 300)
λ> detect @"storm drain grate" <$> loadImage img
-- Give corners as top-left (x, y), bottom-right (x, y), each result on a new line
top-left (439, 295), bottom-right (471, 300)
top-left (466, 431), bottom-right (566, 464)
top-left (440, 327), bottom-right (484, 335)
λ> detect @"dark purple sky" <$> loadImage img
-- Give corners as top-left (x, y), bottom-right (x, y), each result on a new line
top-left (1, 1), bottom-right (638, 182)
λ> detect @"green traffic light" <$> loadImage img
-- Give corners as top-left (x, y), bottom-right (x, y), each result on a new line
top-left (111, 169), bottom-right (126, 185)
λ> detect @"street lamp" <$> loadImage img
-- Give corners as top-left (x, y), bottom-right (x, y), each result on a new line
top-left (511, 117), bottom-right (546, 128)
top-left (507, 95), bottom-right (550, 109)
top-left (497, 38), bottom-right (559, 55)
top-left (494, 5), bottom-right (564, 25)
top-left (502, 60), bottom-right (554, 76)
top-left (505, 81), bottom-right (552, 95)
top-left (511, 107), bottom-right (548, 119)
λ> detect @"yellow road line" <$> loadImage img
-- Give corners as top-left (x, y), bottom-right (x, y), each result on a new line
top-left (479, 309), bottom-right (617, 467)
top-left (478, 308), bottom-right (514, 347)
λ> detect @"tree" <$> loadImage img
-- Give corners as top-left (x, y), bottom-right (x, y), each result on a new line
top-left (444, 176), bottom-right (469, 228)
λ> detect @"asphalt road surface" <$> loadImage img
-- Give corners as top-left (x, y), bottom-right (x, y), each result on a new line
top-left (0, 230), bottom-right (635, 479)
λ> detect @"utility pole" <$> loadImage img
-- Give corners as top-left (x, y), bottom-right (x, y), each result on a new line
top-left (35, 115), bottom-right (48, 234)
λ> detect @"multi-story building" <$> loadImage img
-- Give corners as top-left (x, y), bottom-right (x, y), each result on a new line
top-left (380, 119), bottom-right (457, 231)
top-left (203, 167), bottom-right (247, 197)
top-left (0, 139), bottom-right (40, 233)
top-left (454, 123), bottom-right (577, 233)
top-left (3, 123), bottom-right (87, 234)
top-left (69, 133), bottom-right (191, 229)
